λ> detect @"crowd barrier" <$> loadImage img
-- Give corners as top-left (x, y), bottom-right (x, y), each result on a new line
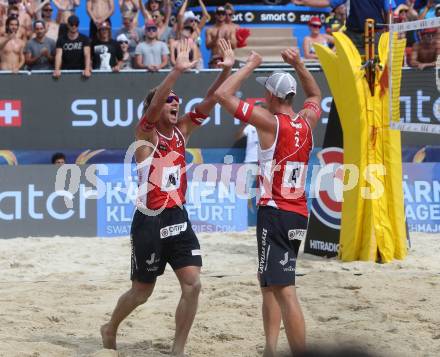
top-left (0, 163), bottom-right (438, 238)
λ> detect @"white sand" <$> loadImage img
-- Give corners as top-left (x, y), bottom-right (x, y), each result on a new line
top-left (0, 230), bottom-right (439, 357)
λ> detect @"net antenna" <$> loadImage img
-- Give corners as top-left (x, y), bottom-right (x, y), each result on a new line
top-left (388, 15), bottom-right (440, 134)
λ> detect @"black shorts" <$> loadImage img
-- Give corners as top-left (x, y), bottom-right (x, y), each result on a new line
top-left (257, 206), bottom-right (308, 287)
top-left (130, 206), bottom-right (202, 283)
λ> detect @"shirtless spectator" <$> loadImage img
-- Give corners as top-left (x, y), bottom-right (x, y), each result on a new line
top-left (0, 16), bottom-right (25, 72)
top-left (224, 2), bottom-right (239, 32)
top-left (140, 0), bottom-right (172, 44)
top-left (7, 4), bottom-right (31, 39)
top-left (134, 19), bottom-right (168, 71)
top-left (28, 0), bottom-right (51, 20)
top-left (116, 12), bottom-right (143, 59)
top-left (53, 15), bottom-right (91, 78)
top-left (53, 0), bottom-right (79, 24)
top-left (410, 28), bottom-right (440, 70)
top-left (24, 19), bottom-right (55, 70)
top-left (41, 3), bottom-right (58, 42)
top-left (206, 6), bottom-right (236, 68)
top-left (86, 0), bottom-right (114, 41)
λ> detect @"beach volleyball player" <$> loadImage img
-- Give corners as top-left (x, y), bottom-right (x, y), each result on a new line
top-left (100, 39), bottom-right (234, 354)
top-left (215, 42), bottom-right (321, 356)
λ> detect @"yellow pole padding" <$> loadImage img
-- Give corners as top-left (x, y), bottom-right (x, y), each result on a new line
top-left (313, 31), bottom-right (407, 262)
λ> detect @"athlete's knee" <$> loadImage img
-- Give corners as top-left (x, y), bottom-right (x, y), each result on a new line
top-left (130, 281), bottom-right (154, 305)
top-left (272, 285), bottom-right (297, 305)
top-left (182, 278), bottom-right (201, 298)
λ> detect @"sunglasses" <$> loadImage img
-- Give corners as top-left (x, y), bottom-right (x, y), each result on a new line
top-left (310, 24), bottom-right (321, 28)
top-left (146, 27), bottom-right (157, 32)
top-left (119, 40), bottom-right (129, 44)
top-left (152, 15), bottom-right (159, 19)
top-left (166, 95), bottom-right (179, 104)
top-left (226, 13), bottom-right (233, 17)
top-left (216, 12), bottom-right (226, 16)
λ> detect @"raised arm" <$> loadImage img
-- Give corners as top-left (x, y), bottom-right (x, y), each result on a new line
top-left (139, 0), bottom-right (152, 20)
top-left (0, 34), bottom-right (12, 51)
top-left (163, 0), bottom-right (171, 28)
top-left (136, 39), bottom-right (198, 140)
top-left (197, 0), bottom-right (211, 30)
top-left (177, 0), bottom-right (188, 34)
top-left (214, 45), bottom-right (277, 149)
top-left (177, 39), bottom-right (234, 139)
top-left (104, 0), bottom-right (115, 20)
top-left (282, 48), bottom-right (321, 129)
top-left (86, 0), bottom-right (99, 23)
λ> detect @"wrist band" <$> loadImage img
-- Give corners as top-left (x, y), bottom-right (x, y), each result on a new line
top-left (234, 100), bottom-right (254, 123)
top-left (303, 101), bottom-right (322, 118)
top-left (189, 107), bottom-right (209, 126)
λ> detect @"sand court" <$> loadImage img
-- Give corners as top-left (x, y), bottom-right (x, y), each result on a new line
top-left (0, 230), bottom-right (439, 356)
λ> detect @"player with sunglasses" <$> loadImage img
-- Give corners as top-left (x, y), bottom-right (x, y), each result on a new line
top-left (101, 39), bottom-right (235, 355)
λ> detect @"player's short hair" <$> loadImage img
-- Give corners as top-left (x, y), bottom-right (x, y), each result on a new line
top-left (276, 92), bottom-right (295, 106)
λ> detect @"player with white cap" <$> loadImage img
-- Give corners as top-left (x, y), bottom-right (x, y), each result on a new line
top-left (214, 41), bottom-right (322, 356)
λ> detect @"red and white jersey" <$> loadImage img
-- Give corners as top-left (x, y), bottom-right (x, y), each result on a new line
top-left (137, 127), bottom-right (187, 210)
top-left (257, 112), bottom-right (313, 217)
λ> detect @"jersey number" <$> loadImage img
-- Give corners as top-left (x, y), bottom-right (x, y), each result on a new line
top-left (282, 162), bottom-right (306, 189)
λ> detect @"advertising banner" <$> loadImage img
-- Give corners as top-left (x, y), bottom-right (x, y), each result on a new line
top-left (0, 70), bottom-right (438, 151)
top-left (96, 164), bottom-right (248, 237)
top-left (0, 163), bottom-right (439, 239)
top-left (404, 163), bottom-right (440, 233)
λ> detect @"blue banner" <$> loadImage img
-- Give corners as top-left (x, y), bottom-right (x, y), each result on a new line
top-left (403, 163), bottom-right (440, 233)
top-left (96, 163), bottom-right (248, 237)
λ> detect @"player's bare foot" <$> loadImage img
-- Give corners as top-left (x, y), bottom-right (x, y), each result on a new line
top-left (100, 323), bottom-right (117, 350)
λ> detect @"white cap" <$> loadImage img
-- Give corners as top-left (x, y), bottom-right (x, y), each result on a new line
top-left (116, 33), bottom-right (129, 42)
top-left (183, 11), bottom-right (196, 23)
top-left (256, 71), bottom-right (297, 99)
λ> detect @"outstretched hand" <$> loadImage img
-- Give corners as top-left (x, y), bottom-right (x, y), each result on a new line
top-left (281, 48), bottom-right (302, 68)
top-left (217, 39), bottom-right (235, 69)
top-left (175, 39), bottom-right (199, 73)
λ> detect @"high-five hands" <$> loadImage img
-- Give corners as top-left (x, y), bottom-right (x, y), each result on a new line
top-left (175, 39), bottom-right (199, 73)
top-left (217, 39), bottom-right (235, 69)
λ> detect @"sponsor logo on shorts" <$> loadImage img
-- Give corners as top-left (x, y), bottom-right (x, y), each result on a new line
top-left (160, 222), bottom-right (187, 239)
top-left (259, 228), bottom-right (268, 274)
top-left (191, 249), bottom-right (201, 256)
top-left (146, 253), bottom-right (160, 265)
top-left (288, 229), bottom-right (307, 241)
top-left (145, 253), bottom-right (160, 271)
top-left (279, 252), bottom-right (296, 272)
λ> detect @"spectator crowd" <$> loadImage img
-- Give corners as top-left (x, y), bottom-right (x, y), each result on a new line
top-left (0, 0), bottom-right (439, 75)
